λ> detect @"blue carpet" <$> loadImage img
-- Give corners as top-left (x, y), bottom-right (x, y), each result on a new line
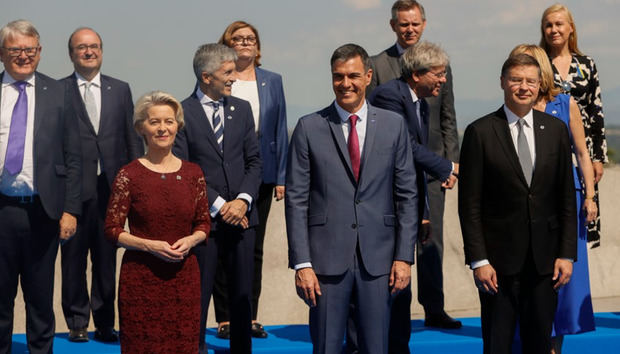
top-left (10, 313), bottom-right (620, 353)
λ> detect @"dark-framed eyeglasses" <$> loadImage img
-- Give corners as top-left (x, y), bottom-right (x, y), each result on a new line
top-left (73, 44), bottom-right (101, 52)
top-left (2, 46), bottom-right (40, 57)
top-left (231, 36), bottom-right (257, 45)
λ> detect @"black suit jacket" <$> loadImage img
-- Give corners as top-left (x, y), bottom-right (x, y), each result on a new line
top-left (0, 71), bottom-right (82, 219)
top-left (458, 107), bottom-right (577, 275)
top-left (62, 73), bottom-right (143, 201)
top-left (368, 44), bottom-right (460, 167)
top-left (173, 91), bottom-right (262, 230)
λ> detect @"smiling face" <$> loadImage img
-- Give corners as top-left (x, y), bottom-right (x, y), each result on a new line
top-left (542, 10), bottom-right (573, 50)
top-left (69, 28), bottom-right (103, 77)
top-left (140, 104), bottom-right (178, 151)
top-left (390, 7), bottom-right (426, 49)
top-left (412, 65), bottom-right (446, 98)
top-left (0, 33), bottom-right (40, 81)
top-left (332, 56), bottom-right (372, 113)
top-left (230, 26), bottom-right (258, 62)
top-left (501, 65), bottom-right (540, 117)
top-left (202, 60), bottom-right (236, 100)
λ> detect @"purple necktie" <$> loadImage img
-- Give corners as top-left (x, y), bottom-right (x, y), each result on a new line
top-left (4, 81), bottom-right (28, 175)
top-left (348, 115), bottom-right (360, 181)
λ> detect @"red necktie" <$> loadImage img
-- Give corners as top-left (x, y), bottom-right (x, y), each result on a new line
top-left (348, 115), bottom-right (360, 181)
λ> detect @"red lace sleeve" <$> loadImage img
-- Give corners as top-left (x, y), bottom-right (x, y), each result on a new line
top-left (104, 167), bottom-right (132, 244)
top-left (192, 169), bottom-right (211, 240)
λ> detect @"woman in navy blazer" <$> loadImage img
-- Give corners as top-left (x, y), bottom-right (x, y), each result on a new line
top-left (213, 20), bottom-right (288, 339)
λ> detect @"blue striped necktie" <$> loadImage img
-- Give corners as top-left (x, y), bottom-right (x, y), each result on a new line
top-left (210, 101), bottom-right (223, 151)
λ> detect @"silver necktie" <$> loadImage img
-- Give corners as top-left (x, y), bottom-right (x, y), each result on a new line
top-left (84, 82), bottom-right (99, 134)
top-left (517, 119), bottom-right (532, 185)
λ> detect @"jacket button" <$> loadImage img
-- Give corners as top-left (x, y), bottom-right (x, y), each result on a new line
top-left (351, 224), bottom-right (357, 229)
top-left (355, 199), bottom-right (361, 204)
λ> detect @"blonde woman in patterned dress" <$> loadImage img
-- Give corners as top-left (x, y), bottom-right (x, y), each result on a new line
top-left (540, 3), bottom-right (607, 247)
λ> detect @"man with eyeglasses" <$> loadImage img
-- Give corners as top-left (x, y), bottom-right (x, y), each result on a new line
top-left (0, 20), bottom-right (81, 353)
top-left (459, 53), bottom-right (576, 353)
top-left (59, 27), bottom-right (144, 344)
top-left (366, 41), bottom-right (456, 352)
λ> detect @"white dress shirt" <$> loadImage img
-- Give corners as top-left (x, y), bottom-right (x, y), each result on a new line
top-left (0, 72), bottom-right (36, 196)
top-left (195, 87), bottom-right (252, 217)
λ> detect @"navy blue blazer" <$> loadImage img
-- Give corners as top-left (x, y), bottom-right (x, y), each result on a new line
top-left (0, 71), bottom-right (82, 219)
top-left (369, 77), bottom-right (452, 182)
top-left (173, 91), bottom-right (262, 230)
top-left (286, 103), bottom-right (418, 276)
top-left (62, 73), bottom-right (144, 201)
top-left (255, 67), bottom-right (288, 185)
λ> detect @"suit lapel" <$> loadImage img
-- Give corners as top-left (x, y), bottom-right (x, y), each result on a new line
top-left (222, 96), bottom-right (237, 158)
top-left (530, 111), bottom-right (546, 188)
top-left (69, 74), bottom-right (97, 135)
top-left (326, 104), bottom-right (355, 183)
top-left (386, 45), bottom-right (401, 79)
top-left (491, 107), bottom-right (529, 187)
top-left (398, 79), bottom-right (424, 144)
top-left (99, 75), bottom-right (112, 134)
top-left (33, 72), bottom-right (48, 143)
top-left (255, 68), bottom-right (266, 132)
top-left (359, 106), bottom-right (377, 187)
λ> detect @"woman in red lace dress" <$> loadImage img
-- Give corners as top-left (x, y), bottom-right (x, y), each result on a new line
top-left (105, 91), bottom-right (210, 353)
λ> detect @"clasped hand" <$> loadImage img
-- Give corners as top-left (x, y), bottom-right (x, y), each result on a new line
top-left (220, 199), bottom-right (249, 228)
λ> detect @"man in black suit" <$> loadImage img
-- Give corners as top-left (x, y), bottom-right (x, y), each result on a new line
top-left (368, 41), bottom-right (456, 353)
top-left (173, 43), bottom-right (261, 354)
top-left (0, 20), bottom-right (81, 353)
top-left (60, 27), bottom-right (144, 343)
top-left (367, 0), bottom-right (461, 331)
top-left (458, 54), bottom-right (577, 354)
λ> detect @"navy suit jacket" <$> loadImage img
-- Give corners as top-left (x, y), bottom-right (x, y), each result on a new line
top-left (255, 67), bottom-right (288, 185)
top-left (173, 90), bottom-right (262, 230)
top-left (285, 103), bottom-right (418, 277)
top-left (0, 71), bottom-right (81, 219)
top-left (459, 108), bottom-right (577, 275)
top-left (62, 73), bottom-right (143, 201)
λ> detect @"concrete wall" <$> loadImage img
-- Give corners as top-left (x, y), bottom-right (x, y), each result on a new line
top-left (12, 167), bottom-right (620, 333)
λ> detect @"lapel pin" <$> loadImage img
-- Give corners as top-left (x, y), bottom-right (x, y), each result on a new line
top-left (43, 86), bottom-right (47, 90)
top-left (261, 82), bottom-right (266, 86)
top-left (230, 106), bottom-right (235, 111)
top-left (540, 125), bottom-right (545, 130)
top-left (107, 86), bottom-right (112, 90)
top-left (371, 119), bottom-right (376, 123)
top-left (552, 110), bottom-right (557, 114)
top-left (227, 115), bottom-right (232, 120)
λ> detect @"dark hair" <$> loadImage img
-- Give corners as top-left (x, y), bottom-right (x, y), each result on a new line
top-left (501, 53), bottom-right (541, 78)
top-left (330, 43), bottom-right (371, 72)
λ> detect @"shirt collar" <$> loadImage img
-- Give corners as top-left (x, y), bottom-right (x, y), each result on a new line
top-left (2, 71), bottom-right (35, 88)
top-left (334, 100), bottom-right (368, 123)
top-left (395, 42), bottom-right (407, 56)
top-left (196, 86), bottom-right (223, 106)
top-left (408, 85), bottom-right (420, 103)
top-left (75, 71), bottom-right (101, 87)
top-left (503, 104), bottom-right (534, 128)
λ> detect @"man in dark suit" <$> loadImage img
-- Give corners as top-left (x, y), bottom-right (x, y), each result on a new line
top-left (458, 54), bottom-right (577, 354)
top-left (286, 43), bottom-right (417, 354)
top-left (0, 20), bottom-right (81, 353)
top-left (173, 43), bottom-right (261, 354)
top-left (60, 27), bottom-right (144, 343)
top-left (367, 0), bottom-right (461, 331)
top-left (368, 41), bottom-right (456, 353)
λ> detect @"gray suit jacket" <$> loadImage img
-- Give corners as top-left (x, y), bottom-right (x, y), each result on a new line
top-left (368, 44), bottom-right (460, 169)
top-left (285, 103), bottom-right (418, 277)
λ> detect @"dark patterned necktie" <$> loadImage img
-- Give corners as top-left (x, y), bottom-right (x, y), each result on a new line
top-left (210, 101), bottom-right (223, 151)
top-left (348, 115), bottom-right (360, 181)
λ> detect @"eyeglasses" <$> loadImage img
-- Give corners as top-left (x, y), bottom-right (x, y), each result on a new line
top-left (507, 77), bottom-right (540, 88)
top-left (427, 70), bottom-right (447, 79)
top-left (2, 46), bottom-right (40, 57)
top-left (73, 44), bottom-right (101, 52)
top-left (231, 36), bottom-right (257, 45)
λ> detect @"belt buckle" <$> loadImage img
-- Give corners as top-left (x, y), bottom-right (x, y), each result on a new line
top-left (18, 195), bottom-right (34, 204)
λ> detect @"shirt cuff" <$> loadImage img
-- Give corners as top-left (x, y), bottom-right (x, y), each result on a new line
top-left (209, 196), bottom-right (226, 218)
top-left (470, 259), bottom-right (490, 270)
top-left (294, 262), bottom-right (312, 270)
top-left (237, 193), bottom-right (253, 211)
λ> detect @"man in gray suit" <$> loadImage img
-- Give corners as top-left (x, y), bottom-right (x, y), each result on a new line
top-left (286, 43), bottom-right (418, 354)
top-left (367, 0), bottom-right (461, 331)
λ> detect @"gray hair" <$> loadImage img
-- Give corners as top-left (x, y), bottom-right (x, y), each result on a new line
top-left (192, 43), bottom-right (237, 80)
top-left (0, 19), bottom-right (40, 47)
top-left (401, 41), bottom-right (448, 78)
top-left (391, 0), bottom-right (426, 21)
top-left (134, 91), bottom-right (185, 134)
top-left (68, 27), bottom-right (103, 54)
top-left (330, 43), bottom-right (371, 72)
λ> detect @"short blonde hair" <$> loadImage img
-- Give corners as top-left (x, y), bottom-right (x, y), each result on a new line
top-left (133, 91), bottom-right (184, 134)
top-left (540, 4), bottom-right (583, 56)
top-left (509, 44), bottom-right (561, 102)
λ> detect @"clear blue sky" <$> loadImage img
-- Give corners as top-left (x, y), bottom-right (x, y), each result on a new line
top-left (3, 0), bottom-right (619, 128)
